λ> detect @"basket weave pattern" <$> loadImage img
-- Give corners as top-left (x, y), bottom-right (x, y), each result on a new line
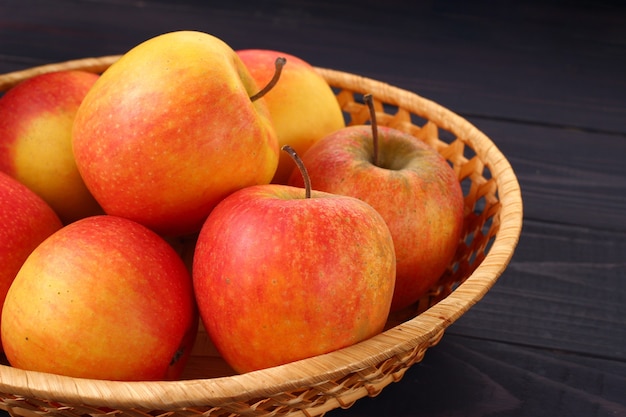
top-left (0, 57), bottom-right (523, 417)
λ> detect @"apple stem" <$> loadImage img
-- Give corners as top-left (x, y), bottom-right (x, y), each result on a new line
top-left (281, 145), bottom-right (311, 199)
top-left (363, 94), bottom-right (379, 166)
top-left (249, 57), bottom-right (287, 102)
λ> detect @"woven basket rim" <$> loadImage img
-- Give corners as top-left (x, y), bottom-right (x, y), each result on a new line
top-left (0, 57), bottom-right (523, 411)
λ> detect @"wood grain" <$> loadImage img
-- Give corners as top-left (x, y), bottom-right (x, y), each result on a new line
top-left (452, 219), bottom-right (626, 359)
top-left (331, 335), bottom-right (626, 417)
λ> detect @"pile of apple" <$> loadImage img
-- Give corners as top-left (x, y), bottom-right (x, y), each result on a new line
top-left (0, 31), bottom-right (464, 381)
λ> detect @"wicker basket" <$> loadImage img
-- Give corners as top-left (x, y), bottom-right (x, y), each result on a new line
top-left (0, 56), bottom-right (523, 417)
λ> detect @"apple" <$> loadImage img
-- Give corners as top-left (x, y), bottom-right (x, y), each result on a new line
top-left (0, 172), bottom-right (63, 350)
top-left (72, 31), bottom-right (280, 236)
top-left (288, 96), bottom-right (464, 312)
top-left (192, 146), bottom-right (396, 373)
top-left (237, 49), bottom-right (346, 185)
top-left (0, 70), bottom-right (103, 224)
top-left (1, 215), bottom-right (197, 381)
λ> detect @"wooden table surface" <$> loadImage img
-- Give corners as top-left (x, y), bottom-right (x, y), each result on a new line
top-left (1, 1), bottom-right (625, 416)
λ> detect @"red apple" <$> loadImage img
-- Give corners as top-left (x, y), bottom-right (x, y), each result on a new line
top-left (237, 49), bottom-right (346, 184)
top-left (72, 31), bottom-right (279, 236)
top-left (0, 70), bottom-right (103, 224)
top-left (192, 148), bottom-right (396, 373)
top-left (0, 172), bottom-right (63, 350)
top-left (1, 215), bottom-right (197, 381)
top-left (288, 99), bottom-right (464, 312)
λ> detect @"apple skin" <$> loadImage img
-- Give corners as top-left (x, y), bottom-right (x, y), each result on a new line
top-left (288, 125), bottom-right (464, 312)
top-left (237, 49), bottom-right (345, 185)
top-left (0, 70), bottom-right (103, 224)
top-left (192, 184), bottom-right (396, 373)
top-left (72, 31), bottom-right (279, 237)
top-left (1, 215), bottom-right (197, 381)
top-left (0, 172), bottom-right (63, 351)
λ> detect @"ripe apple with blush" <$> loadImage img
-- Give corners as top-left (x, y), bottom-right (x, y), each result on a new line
top-left (192, 146), bottom-right (396, 373)
top-left (0, 172), bottom-right (62, 350)
top-left (288, 95), bottom-right (464, 312)
top-left (237, 49), bottom-right (346, 184)
top-left (1, 215), bottom-right (197, 381)
top-left (0, 70), bottom-right (103, 224)
top-left (72, 31), bottom-right (280, 236)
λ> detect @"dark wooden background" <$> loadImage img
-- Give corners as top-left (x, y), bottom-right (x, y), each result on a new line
top-left (1, 1), bottom-right (625, 416)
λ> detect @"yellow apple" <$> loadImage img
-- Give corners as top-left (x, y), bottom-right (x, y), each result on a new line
top-left (72, 31), bottom-right (279, 236)
top-left (237, 49), bottom-right (345, 184)
top-left (1, 215), bottom-right (197, 381)
top-left (0, 70), bottom-right (103, 224)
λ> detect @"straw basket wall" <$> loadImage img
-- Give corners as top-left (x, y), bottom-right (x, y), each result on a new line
top-left (0, 56), bottom-right (523, 417)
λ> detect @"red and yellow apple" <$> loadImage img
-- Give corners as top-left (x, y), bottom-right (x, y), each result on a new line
top-left (0, 172), bottom-right (63, 350)
top-left (1, 215), bottom-right (197, 381)
top-left (192, 155), bottom-right (396, 373)
top-left (237, 49), bottom-right (345, 184)
top-left (288, 117), bottom-right (464, 312)
top-left (0, 70), bottom-right (103, 224)
top-left (72, 31), bottom-right (279, 236)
